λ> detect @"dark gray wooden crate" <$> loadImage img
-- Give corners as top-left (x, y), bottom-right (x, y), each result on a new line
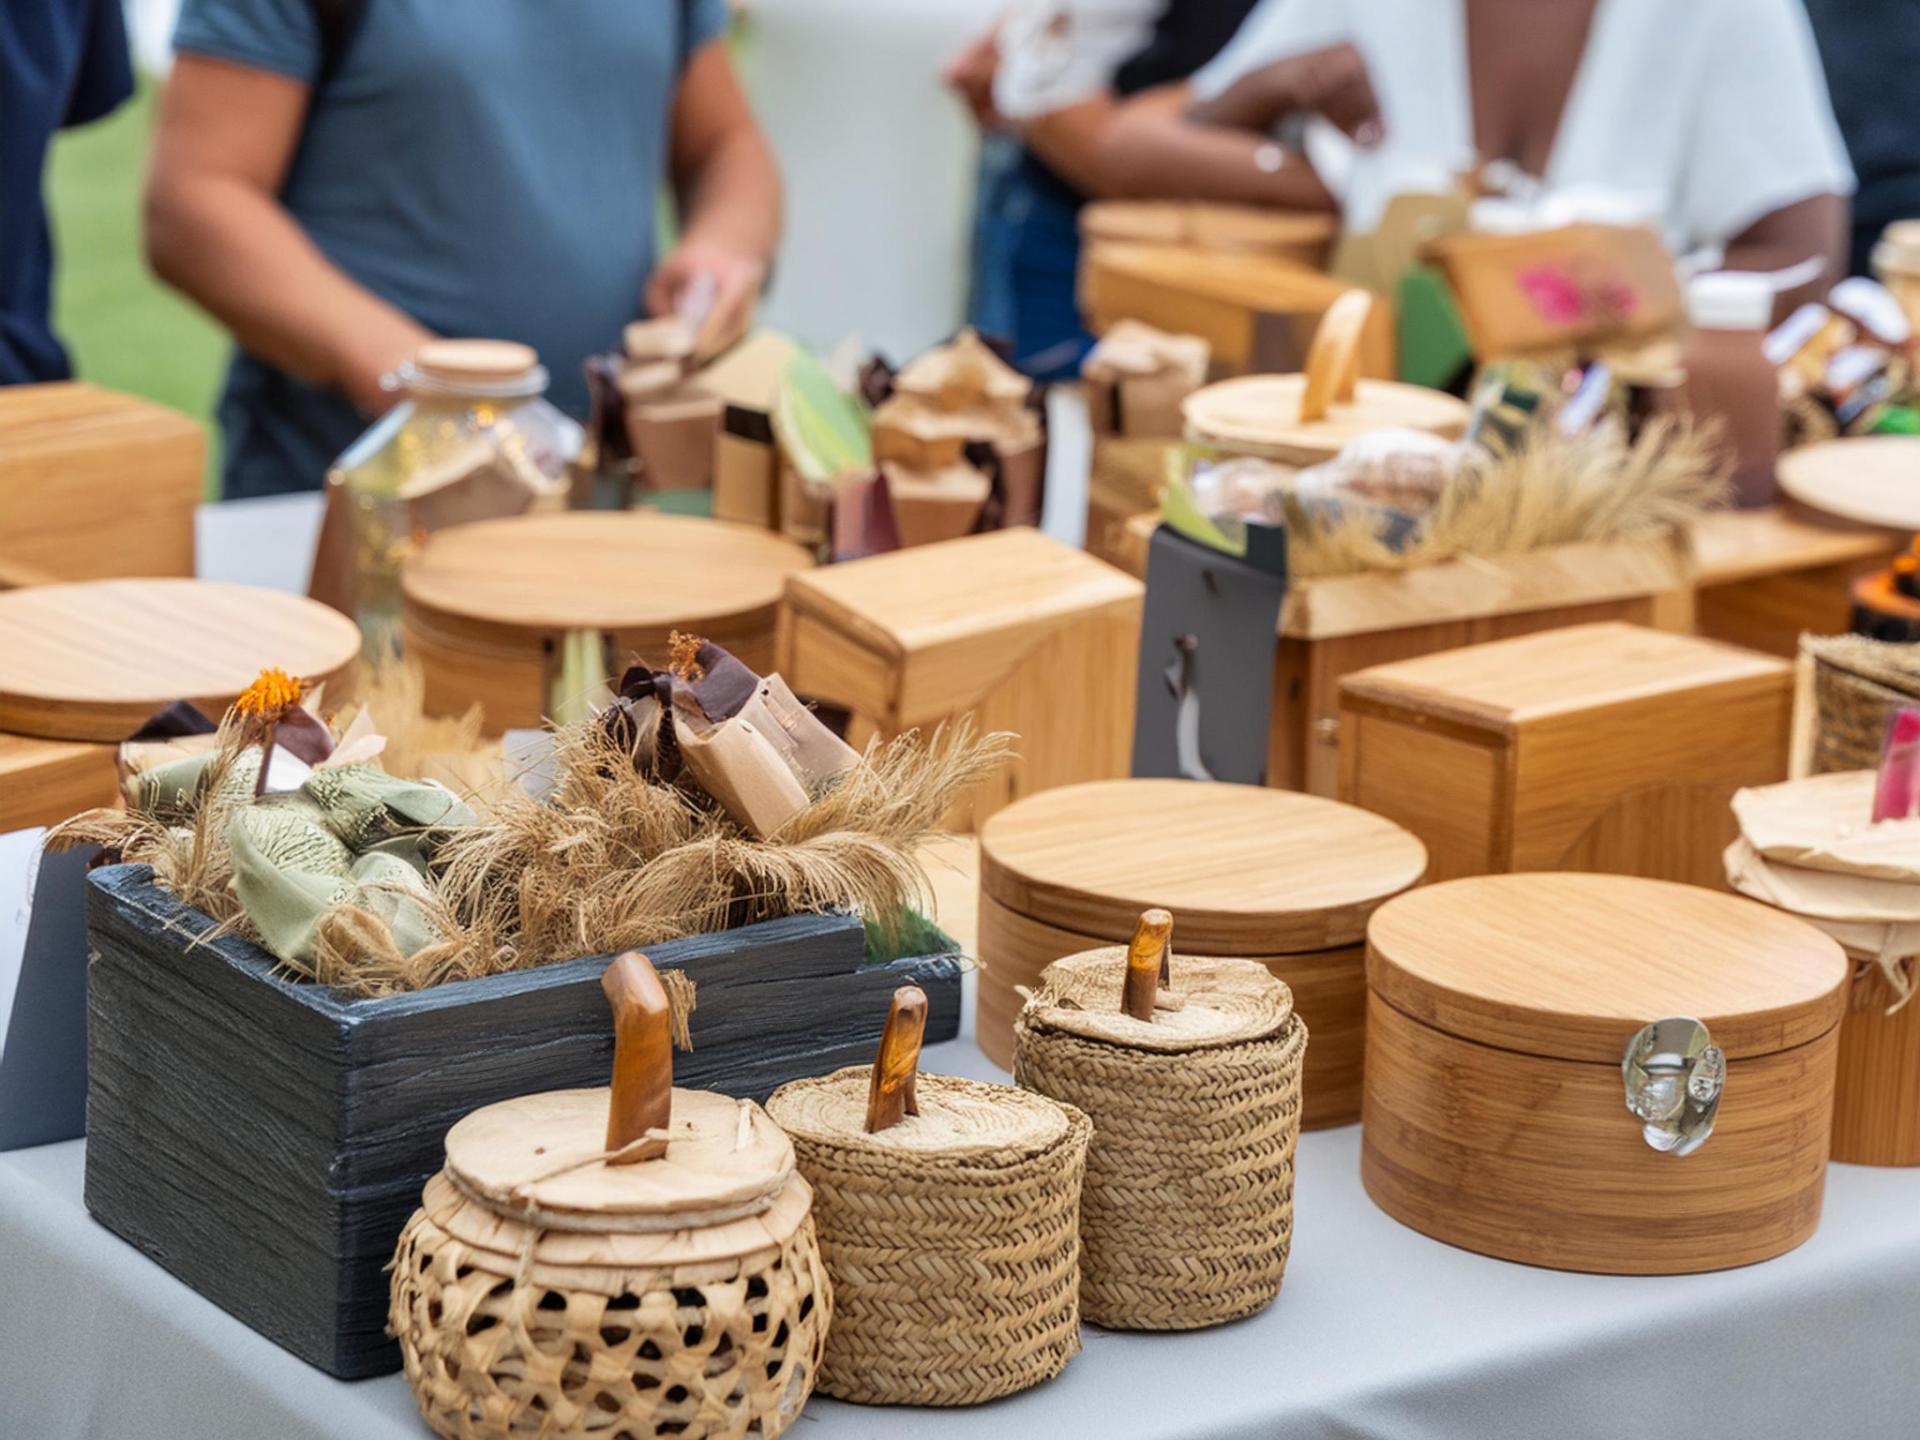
top-left (83, 864), bottom-right (960, 1379)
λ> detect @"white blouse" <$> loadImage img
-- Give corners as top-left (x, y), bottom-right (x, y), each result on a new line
top-left (1190, 0), bottom-right (1855, 254)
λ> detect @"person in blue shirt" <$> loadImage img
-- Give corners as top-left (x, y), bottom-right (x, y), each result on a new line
top-left (1, 0), bottom-right (135, 385)
top-left (147, 0), bottom-right (781, 500)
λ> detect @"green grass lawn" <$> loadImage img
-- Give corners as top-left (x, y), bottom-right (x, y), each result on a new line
top-left (47, 75), bottom-right (227, 494)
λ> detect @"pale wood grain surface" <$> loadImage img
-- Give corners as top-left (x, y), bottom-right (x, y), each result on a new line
top-left (1183, 372), bottom-right (1468, 467)
top-left (0, 732), bottom-right (118, 831)
top-left (0, 579), bottom-right (360, 742)
top-left (980, 779), bottom-right (1427, 954)
top-left (1776, 437), bottom-right (1920, 533)
top-left (1831, 984), bottom-right (1920, 1166)
top-left (1366, 873), bottom-right (1847, 1063)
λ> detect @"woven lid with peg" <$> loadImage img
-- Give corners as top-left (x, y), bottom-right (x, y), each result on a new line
top-left (768, 986), bottom-right (1072, 1160)
top-left (1022, 909), bottom-right (1296, 1053)
top-left (427, 952), bottom-right (809, 1276)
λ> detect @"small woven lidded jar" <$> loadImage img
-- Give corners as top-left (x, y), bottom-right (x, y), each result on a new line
top-left (1015, 908), bottom-right (1307, 1330)
top-left (766, 986), bottom-right (1091, 1406)
top-left (389, 953), bottom-right (829, 1440)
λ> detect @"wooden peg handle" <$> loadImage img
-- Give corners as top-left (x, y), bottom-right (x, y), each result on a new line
top-left (865, 985), bottom-right (928, 1134)
top-left (1123, 908), bottom-right (1174, 1022)
top-left (602, 951), bottom-right (673, 1163)
top-left (1298, 289), bottom-right (1372, 423)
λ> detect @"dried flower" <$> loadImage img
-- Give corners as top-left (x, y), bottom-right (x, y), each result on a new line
top-left (234, 668), bottom-right (306, 719)
top-left (667, 632), bottom-right (706, 681)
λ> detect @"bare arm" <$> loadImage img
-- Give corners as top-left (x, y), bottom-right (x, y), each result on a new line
top-left (645, 39), bottom-right (783, 357)
top-left (1722, 193), bottom-right (1850, 317)
top-left (1098, 83), bottom-right (1336, 209)
top-left (144, 55), bottom-right (430, 413)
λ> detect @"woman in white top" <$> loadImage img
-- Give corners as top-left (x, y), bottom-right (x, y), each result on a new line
top-left (1104, 0), bottom-right (1854, 301)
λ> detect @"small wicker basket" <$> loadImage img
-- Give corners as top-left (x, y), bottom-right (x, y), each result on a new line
top-left (766, 987), bottom-right (1091, 1406)
top-left (1014, 909), bottom-right (1307, 1330)
top-left (389, 953), bottom-right (830, 1440)
top-left (1804, 634), bottom-right (1920, 774)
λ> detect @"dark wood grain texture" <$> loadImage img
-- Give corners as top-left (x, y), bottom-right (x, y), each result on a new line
top-left (82, 865), bottom-right (959, 1379)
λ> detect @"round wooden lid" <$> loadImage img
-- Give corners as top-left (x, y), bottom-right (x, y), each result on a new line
top-left (445, 1087), bottom-right (796, 1231)
top-left (400, 512), bottom-right (811, 640)
top-left (1022, 949), bottom-right (1293, 1052)
top-left (1080, 200), bottom-right (1337, 257)
top-left (1183, 373), bottom-right (1471, 465)
top-left (0, 579), bottom-right (361, 743)
top-left (767, 1068), bottom-right (1070, 1160)
top-left (1777, 436), bottom-right (1920, 532)
top-left (414, 338), bottom-right (540, 384)
top-left (1367, 873), bottom-right (1849, 1062)
top-left (979, 780), bottom-right (1428, 954)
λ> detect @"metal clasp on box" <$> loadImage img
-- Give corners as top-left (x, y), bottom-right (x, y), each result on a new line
top-left (1622, 1017), bottom-right (1725, 1156)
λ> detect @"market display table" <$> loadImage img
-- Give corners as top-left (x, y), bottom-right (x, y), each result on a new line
top-left (5, 1022), bottom-right (1920, 1439)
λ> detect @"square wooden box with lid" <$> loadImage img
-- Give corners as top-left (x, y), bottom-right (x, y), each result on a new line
top-left (1339, 622), bottom-right (1793, 888)
top-left (977, 779), bottom-right (1427, 1127)
top-left (777, 528), bottom-right (1143, 830)
top-left (1362, 873), bottom-right (1848, 1274)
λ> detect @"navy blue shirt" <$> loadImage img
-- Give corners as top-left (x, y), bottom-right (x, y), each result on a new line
top-left (174, 0), bottom-right (728, 499)
top-left (1802, 0), bottom-right (1920, 276)
top-left (0, 0), bottom-right (133, 384)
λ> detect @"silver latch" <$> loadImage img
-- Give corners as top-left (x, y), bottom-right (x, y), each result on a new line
top-left (1621, 1017), bottom-right (1725, 1156)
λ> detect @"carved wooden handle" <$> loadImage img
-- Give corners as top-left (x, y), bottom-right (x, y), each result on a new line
top-left (602, 951), bottom-right (673, 1163)
top-left (865, 985), bottom-right (928, 1134)
top-left (1298, 289), bottom-right (1371, 423)
top-left (1123, 908), bottom-right (1174, 1022)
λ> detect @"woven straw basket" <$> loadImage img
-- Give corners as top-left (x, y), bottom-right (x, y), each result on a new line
top-left (390, 955), bottom-right (830, 1440)
top-left (1804, 634), bottom-right (1920, 774)
top-left (767, 1065), bottom-right (1091, 1406)
top-left (1014, 932), bottom-right (1307, 1331)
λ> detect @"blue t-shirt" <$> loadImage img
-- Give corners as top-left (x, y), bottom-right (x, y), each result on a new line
top-left (1, 0), bottom-right (133, 385)
top-left (174, 0), bottom-right (729, 499)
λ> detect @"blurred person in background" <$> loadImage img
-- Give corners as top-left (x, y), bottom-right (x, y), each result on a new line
top-left (2, 0), bottom-right (134, 384)
top-left (1802, 0), bottom-right (1920, 277)
top-left (146, 0), bottom-right (781, 499)
top-left (944, 0), bottom-right (1258, 380)
top-left (1104, 0), bottom-right (1853, 309)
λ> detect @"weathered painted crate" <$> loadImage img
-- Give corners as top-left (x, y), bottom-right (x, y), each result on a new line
top-left (83, 864), bottom-right (961, 1379)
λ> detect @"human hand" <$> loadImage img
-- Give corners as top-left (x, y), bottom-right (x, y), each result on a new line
top-left (644, 240), bottom-right (765, 361)
top-left (1259, 42), bottom-right (1382, 145)
top-left (942, 27), bottom-right (1002, 130)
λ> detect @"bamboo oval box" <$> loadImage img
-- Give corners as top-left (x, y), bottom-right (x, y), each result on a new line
top-left (1362, 873), bottom-right (1849, 1274)
top-left (767, 998), bottom-right (1090, 1408)
top-left (978, 779), bottom-right (1427, 1126)
top-left (401, 512), bottom-right (811, 731)
top-left (1014, 920), bottom-right (1307, 1330)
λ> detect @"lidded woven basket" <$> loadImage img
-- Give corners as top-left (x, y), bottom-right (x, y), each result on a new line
top-left (766, 987), bottom-right (1091, 1406)
top-left (389, 953), bottom-right (830, 1440)
top-left (1014, 908), bottom-right (1307, 1330)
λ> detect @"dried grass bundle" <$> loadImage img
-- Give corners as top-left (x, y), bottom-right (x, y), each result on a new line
top-left (1288, 416), bottom-right (1727, 579)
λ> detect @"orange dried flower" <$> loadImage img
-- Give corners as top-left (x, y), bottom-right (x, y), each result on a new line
top-left (234, 667), bottom-right (306, 719)
top-left (667, 632), bottom-right (706, 681)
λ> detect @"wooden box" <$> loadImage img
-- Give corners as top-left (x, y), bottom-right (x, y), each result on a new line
top-left (401, 511), bottom-right (811, 731)
top-left (0, 734), bottom-right (116, 833)
top-left (1081, 241), bottom-right (1395, 378)
top-left (977, 779), bottom-right (1426, 1126)
top-left (1339, 622), bottom-right (1793, 888)
top-left (0, 382), bottom-right (203, 586)
top-left (778, 528), bottom-right (1143, 829)
top-left (1362, 874), bottom-right (1847, 1273)
top-left (82, 865), bottom-right (961, 1378)
top-left (1688, 505), bottom-right (1905, 658)
top-left (1086, 435), bottom-right (1170, 572)
top-left (1274, 529), bottom-right (1695, 795)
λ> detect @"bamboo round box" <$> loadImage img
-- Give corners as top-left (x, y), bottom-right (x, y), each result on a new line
top-left (1361, 873), bottom-right (1850, 1274)
top-left (400, 512), bottom-right (812, 731)
top-left (977, 778), bottom-right (1427, 1126)
top-left (765, 1066), bottom-right (1091, 1406)
top-left (1013, 937), bottom-right (1306, 1329)
top-left (389, 956), bottom-right (829, 1439)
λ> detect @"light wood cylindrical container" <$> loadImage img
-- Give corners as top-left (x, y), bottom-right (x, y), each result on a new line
top-left (1724, 770), bottom-right (1920, 1165)
top-left (1873, 219), bottom-right (1920, 335)
top-left (389, 955), bottom-right (830, 1440)
top-left (766, 1052), bottom-right (1090, 1406)
top-left (1079, 201), bottom-right (1338, 271)
top-left (1362, 873), bottom-right (1849, 1274)
top-left (400, 512), bottom-right (811, 732)
top-left (977, 779), bottom-right (1427, 1126)
top-left (1014, 937), bottom-right (1306, 1329)
top-left (1181, 290), bottom-right (1470, 470)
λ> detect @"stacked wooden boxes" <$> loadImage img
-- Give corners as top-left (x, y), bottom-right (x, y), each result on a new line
top-left (0, 383), bottom-right (203, 588)
top-left (1081, 322), bottom-right (1209, 572)
top-left (1338, 623), bottom-right (1794, 888)
top-left (778, 528), bottom-right (1143, 829)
